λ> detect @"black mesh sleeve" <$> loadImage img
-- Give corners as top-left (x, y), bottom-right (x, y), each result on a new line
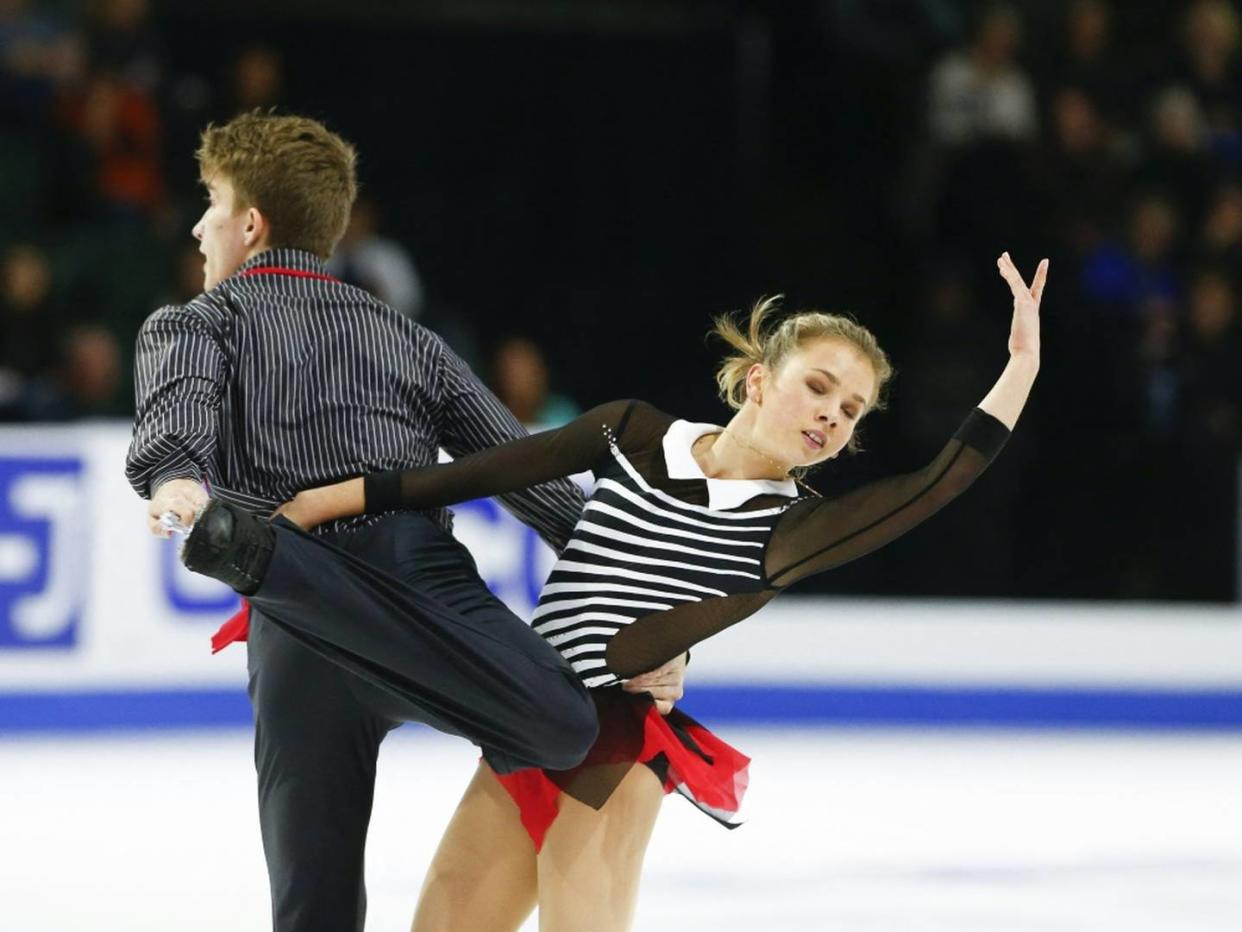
top-left (362, 400), bottom-right (637, 513)
top-left (765, 408), bottom-right (1010, 588)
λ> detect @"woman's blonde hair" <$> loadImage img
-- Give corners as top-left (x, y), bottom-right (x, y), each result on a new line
top-left (711, 296), bottom-right (894, 454)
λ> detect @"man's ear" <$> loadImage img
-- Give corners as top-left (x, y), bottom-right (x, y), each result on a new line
top-left (243, 207), bottom-right (269, 249)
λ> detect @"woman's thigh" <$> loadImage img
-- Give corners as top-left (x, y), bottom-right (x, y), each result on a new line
top-left (411, 761), bottom-right (538, 932)
top-left (536, 763), bottom-right (665, 932)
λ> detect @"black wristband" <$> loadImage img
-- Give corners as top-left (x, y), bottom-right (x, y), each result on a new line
top-left (953, 408), bottom-right (1011, 460)
top-left (363, 471), bottom-right (404, 513)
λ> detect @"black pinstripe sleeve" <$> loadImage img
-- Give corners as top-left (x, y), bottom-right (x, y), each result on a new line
top-left (126, 301), bottom-right (228, 498)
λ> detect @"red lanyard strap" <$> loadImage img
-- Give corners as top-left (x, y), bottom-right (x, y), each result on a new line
top-left (240, 266), bottom-right (341, 283)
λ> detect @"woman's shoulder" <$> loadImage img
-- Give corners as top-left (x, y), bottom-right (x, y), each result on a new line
top-left (576, 399), bottom-right (670, 432)
top-left (611, 399), bottom-right (677, 444)
top-left (565, 400), bottom-right (676, 457)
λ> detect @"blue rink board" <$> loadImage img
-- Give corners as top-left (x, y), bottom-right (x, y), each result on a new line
top-left (2, 685), bottom-right (1242, 733)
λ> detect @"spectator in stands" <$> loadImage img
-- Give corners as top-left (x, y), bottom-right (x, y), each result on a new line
top-left (491, 336), bottom-right (578, 426)
top-left (1168, 264), bottom-right (1241, 600)
top-left (1132, 295), bottom-right (1181, 439)
top-left (920, 5), bottom-right (1040, 257)
top-left (1134, 86), bottom-right (1212, 228)
top-left (1038, 86), bottom-right (1128, 256)
top-left (83, 0), bottom-right (164, 92)
top-left (1049, 0), bottom-right (1128, 124)
top-left (167, 242), bottom-right (205, 305)
top-left (224, 44), bottom-right (285, 117)
top-left (1177, 0), bottom-right (1242, 135)
top-left (899, 260), bottom-right (999, 451)
top-left (927, 4), bottom-right (1037, 147)
top-left (52, 323), bottom-right (124, 418)
top-left (55, 66), bottom-right (164, 220)
top-left (0, 0), bottom-right (84, 125)
top-left (0, 243), bottom-right (66, 420)
top-left (1082, 193), bottom-right (1182, 310)
top-left (326, 196), bottom-right (424, 319)
top-left (1179, 267), bottom-right (1242, 450)
top-left (1197, 181), bottom-right (1242, 269)
top-left (0, 243), bottom-right (63, 382)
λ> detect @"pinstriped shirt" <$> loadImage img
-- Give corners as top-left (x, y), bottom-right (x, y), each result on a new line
top-left (125, 247), bottom-right (585, 545)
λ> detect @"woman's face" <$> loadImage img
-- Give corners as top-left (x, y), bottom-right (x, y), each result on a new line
top-left (749, 337), bottom-right (878, 471)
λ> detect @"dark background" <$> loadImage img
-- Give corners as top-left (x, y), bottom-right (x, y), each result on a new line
top-left (3, 0), bottom-right (1239, 602)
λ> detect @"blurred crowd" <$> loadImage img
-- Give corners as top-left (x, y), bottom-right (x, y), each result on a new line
top-left (0, 0), bottom-right (448, 421)
top-left (901, 0), bottom-right (1240, 454)
top-left (0, 0), bottom-right (572, 427)
top-left (1, 0), bottom-right (1239, 597)
top-left (876, 0), bottom-right (1241, 599)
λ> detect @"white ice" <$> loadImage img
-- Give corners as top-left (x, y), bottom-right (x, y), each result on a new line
top-left (2, 727), bottom-right (1240, 931)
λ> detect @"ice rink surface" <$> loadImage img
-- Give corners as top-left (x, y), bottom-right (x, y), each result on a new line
top-left (2, 726), bottom-right (1240, 931)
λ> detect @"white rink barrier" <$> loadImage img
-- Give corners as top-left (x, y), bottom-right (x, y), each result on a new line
top-left (1, 422), bottom-right (1240, 732)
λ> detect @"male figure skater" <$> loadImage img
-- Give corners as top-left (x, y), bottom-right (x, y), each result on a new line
top-left (126, 110), bottom-right (685, 931)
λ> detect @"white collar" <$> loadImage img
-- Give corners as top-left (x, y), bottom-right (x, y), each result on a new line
top-left (661, 419), bottom-right (799, 510)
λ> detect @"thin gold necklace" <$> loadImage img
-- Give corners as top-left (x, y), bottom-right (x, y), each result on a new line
top-left (707, 428), bottom-right (791, 479)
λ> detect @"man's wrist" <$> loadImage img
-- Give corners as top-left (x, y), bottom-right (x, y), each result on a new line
top-left (151, 469), bottom-right (203, 499)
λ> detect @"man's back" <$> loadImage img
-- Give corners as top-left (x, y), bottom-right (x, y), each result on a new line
top-left (127, 247), bottom-right (582, 543)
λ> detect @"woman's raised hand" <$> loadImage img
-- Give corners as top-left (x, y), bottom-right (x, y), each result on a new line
top-left (996, 252), bottom-right (1048, 361)
top-left (976, 252), bottom-right (1047, 429)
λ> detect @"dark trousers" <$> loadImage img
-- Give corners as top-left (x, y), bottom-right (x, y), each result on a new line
top-left (245, 513), bottom-right (598, 932)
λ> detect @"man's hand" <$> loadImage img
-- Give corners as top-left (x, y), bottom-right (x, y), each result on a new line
top-left (622, 651), bottom-right (688, 715)
top-left (147, 478), bottom-right (208, 537)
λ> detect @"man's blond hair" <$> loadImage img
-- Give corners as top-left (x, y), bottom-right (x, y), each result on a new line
top-left (197, 110), bottom-right (358, 259)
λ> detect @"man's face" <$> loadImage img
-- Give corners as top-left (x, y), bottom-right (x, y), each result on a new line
top-left (192, 175), bottom-right (255, 291)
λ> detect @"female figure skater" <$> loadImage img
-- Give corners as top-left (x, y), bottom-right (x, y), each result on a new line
top-left (255, 251), bottom-right (1047, 931)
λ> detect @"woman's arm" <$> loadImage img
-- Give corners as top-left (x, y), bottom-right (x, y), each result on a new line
top-left (766, 253), bottom-right (1047, 588)
top-left (276, 400), bottom-right (637, 530)
top-left (276, 477), bottom-right (365, 530)
top-left (977, 252), bottom-right (1046, 429)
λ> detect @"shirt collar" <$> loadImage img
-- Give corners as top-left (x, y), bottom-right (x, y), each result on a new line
top-left (661, 419), bottom-right (798, 510)
top-left (235, 248), bottom-right (328, 277)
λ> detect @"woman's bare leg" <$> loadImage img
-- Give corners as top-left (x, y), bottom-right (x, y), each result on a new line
top-left (535, 763), bottom-right (664, 932)
top-left (411, 762), bottom-right (538, 932)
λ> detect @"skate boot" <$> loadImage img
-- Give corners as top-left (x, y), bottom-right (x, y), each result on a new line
top-left (181, 499), bottom-right (276, 596)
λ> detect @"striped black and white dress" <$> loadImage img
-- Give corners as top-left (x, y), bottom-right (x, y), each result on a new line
top-left (532, 415), bottom-right (795, 689)
top-left (363, 397), bottom-right (1012, 842)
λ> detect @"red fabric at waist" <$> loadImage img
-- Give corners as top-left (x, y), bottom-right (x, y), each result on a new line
top-left (493, 691), bottom-right (750, 852)
top-left (211, 599), bottom-right (250, 653)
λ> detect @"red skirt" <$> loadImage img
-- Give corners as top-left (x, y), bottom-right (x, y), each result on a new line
top-left (493, 688), bottom-right (750, 852)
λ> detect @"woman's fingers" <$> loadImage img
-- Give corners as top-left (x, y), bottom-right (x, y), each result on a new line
top-left (996, 251), bottom-right (1029, 296)
top-left (1030, 258), bottom-right (1050, 304)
